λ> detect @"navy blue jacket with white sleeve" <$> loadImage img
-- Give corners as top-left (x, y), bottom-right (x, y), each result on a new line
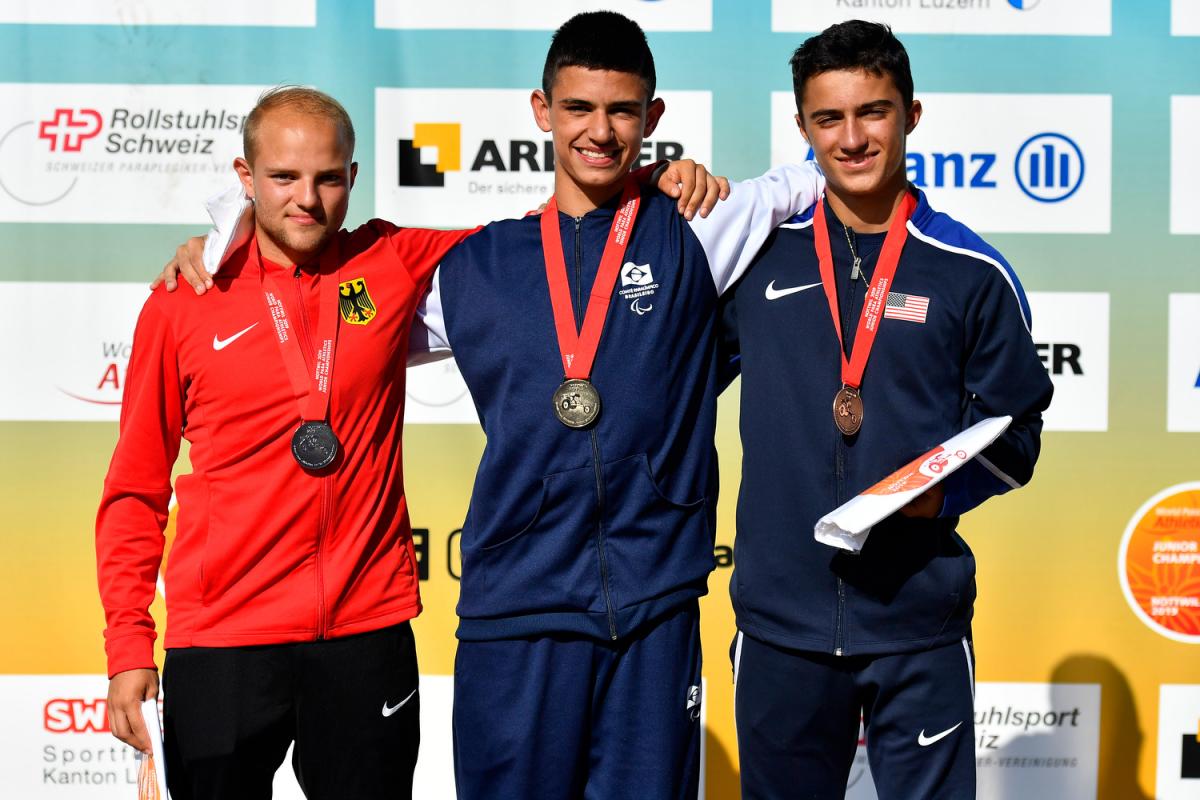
top-left (720, 189), bottom-right (1053, 656)
top-left (416, 163), bottom-right (824, 642)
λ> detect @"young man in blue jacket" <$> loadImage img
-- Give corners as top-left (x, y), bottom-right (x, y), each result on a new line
top-left (720, 21), bottom-right (1053, 799)
top-left (411, 12), bottom-right (822, 798)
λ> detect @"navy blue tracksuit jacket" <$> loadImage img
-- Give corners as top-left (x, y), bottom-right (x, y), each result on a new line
top-left (721, 190), bottom-right (1054, 656)
top-left (415, 164), bottom-right (824, 642)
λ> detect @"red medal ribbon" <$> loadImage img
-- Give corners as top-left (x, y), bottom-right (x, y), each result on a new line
top-left (813, 191), bottom-right (916, 392)
top-left (253, 237), bottom-right (343, 426)
top-left (540, 177), bottom-right (641, 379)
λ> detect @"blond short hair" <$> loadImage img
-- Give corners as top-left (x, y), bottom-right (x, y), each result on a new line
top-left (243, 85), bottom-right (355, 164)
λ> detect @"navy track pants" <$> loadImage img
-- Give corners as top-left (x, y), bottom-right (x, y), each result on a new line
top-left (733, 631), bottom-right (976, 800)
top-left (453, 601), bottom-right (702, 800)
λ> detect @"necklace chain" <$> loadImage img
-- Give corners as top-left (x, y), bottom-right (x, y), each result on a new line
top-left (842, 223), bottom-right (863, 282)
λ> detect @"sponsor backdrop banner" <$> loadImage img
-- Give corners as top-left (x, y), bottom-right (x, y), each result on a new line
top-left (0, 2), bottom-right (1196, 798)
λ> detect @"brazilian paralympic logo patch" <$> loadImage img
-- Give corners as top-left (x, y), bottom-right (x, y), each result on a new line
top-left (338, 277), bottom-right (377, 326)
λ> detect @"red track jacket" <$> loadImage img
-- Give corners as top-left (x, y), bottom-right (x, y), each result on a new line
top-left (96, 221), bottom-right (472, 678)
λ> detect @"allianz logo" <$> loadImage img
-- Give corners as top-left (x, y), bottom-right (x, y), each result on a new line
top-left (803, 131), bottom-right (1085, 204)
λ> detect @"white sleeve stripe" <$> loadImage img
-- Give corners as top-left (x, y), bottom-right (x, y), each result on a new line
top-left (423, 267), bottom-right (449, 346)
top-left (409, 266), bottom-right (452, 364)
top-left (905, 222), bottom-right (1031, 334)
top-left (778, 219), bottom-right (814, 230)
top-left (732, 630), bottom-right (744, 699)
top-left (976, 453), bottom-right (1022, 490)
top-left (961, 636), bottom-right (975, 702)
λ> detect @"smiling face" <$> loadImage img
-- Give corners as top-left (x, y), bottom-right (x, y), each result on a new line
top-left (796, 67), bottom-right (920, 213)
top-left (234, 110), bottom-right (357, 267)
top-left (531, 66), bottom-right (665, 215)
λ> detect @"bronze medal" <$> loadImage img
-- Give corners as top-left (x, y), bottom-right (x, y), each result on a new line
top-left (833, 386), bottom-right (863, 436)
top-left (812, 193), bottom-right (917, 439)
top-left (553, 379), bottom-right (601, 429)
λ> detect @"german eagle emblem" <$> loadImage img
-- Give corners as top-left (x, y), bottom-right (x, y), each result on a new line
top-left (338, 277), bottom-right (377, 325)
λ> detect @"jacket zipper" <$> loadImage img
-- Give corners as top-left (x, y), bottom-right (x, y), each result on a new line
top-left (295, 265), bottom-right (330, 640)
top-left (575, 216), bottom-right (618, 640)
top-left (834, 432), bottom-right (846, 657)
top-left (833, 254), bottom-right (861, 658)
top-left (317, 478), bottom-right (334, 638)
top-left (591, 429), bottom-right (616, 640)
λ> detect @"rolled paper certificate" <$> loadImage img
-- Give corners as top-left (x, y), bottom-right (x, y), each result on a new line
top-left (138, 697), bottom-right (168, 799)
top-left (814, 415), bottom-right (1013, 552)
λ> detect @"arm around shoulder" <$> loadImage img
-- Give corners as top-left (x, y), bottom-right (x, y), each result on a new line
top-left (687, 161), bottom-right (825, 295)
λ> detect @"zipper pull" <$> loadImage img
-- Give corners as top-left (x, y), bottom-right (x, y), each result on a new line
top-left (293, 265), bottom-right (302, 279)
top-left (850, 257), bottom-right (862, 282)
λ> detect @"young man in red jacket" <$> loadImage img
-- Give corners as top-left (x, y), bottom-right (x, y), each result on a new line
top-left (96, 86), bottom-right (478, 799)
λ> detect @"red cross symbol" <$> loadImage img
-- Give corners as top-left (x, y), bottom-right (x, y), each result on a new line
top-left (37, 108), bottom-right (103, 152)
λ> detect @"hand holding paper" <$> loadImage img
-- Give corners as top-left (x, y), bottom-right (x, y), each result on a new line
top-left (137, 697), bottom-right (168, 799)
top-left (814, 416), bottom-right (1013, 553)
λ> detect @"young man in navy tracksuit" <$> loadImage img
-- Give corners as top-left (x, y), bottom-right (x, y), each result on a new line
top-left (721, 22), bottom-right (1053, 799)
top-left (413, 12), bottom-right (823, 799)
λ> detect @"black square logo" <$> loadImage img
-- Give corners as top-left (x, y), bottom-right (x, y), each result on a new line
top-left (1182, 733), bottom-right (1200, 779)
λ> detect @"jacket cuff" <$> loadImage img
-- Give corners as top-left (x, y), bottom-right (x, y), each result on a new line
top-left (938, 466), bottom-right (981, 519)
top-left (105, 634), bottom-right (158, 679)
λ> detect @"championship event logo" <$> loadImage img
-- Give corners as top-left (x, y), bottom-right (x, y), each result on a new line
top-left (863, 446), bottom-right (967, 497)
top-left (1119, 483), bottom-right (1200, 644)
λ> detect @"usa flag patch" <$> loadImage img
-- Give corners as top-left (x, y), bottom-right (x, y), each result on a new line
top-left (883, 292), bottom-right (929, 323)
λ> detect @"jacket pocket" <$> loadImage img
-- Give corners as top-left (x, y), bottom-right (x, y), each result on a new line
top-left (842, 519), bottom-right (975, 646)
top-left (458, 463), bottom-right (605, 619)
top-left (163, 473), bottom-right (209, 612)
top-left (173, 475), bottom-right (214, 606)
top-left (601, 453), bottom-right (714, 612)
top-left (478, 478), bottom-right (550, 552)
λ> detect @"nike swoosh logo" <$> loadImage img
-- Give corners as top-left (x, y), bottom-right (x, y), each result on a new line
top-left (917, 721), bottom-right (964, 747)
top-left (381, 688), bottom-right (418, 718)
top-left (212, 323), bottom-right (258, 351)
top-left (764, 280), bottom-right (822, 301)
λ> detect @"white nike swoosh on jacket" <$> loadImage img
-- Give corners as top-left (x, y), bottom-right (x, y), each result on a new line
top-left (764, 280), bottom-right (822, 301)
top-left (212, 323), bottom-right (259, 351)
